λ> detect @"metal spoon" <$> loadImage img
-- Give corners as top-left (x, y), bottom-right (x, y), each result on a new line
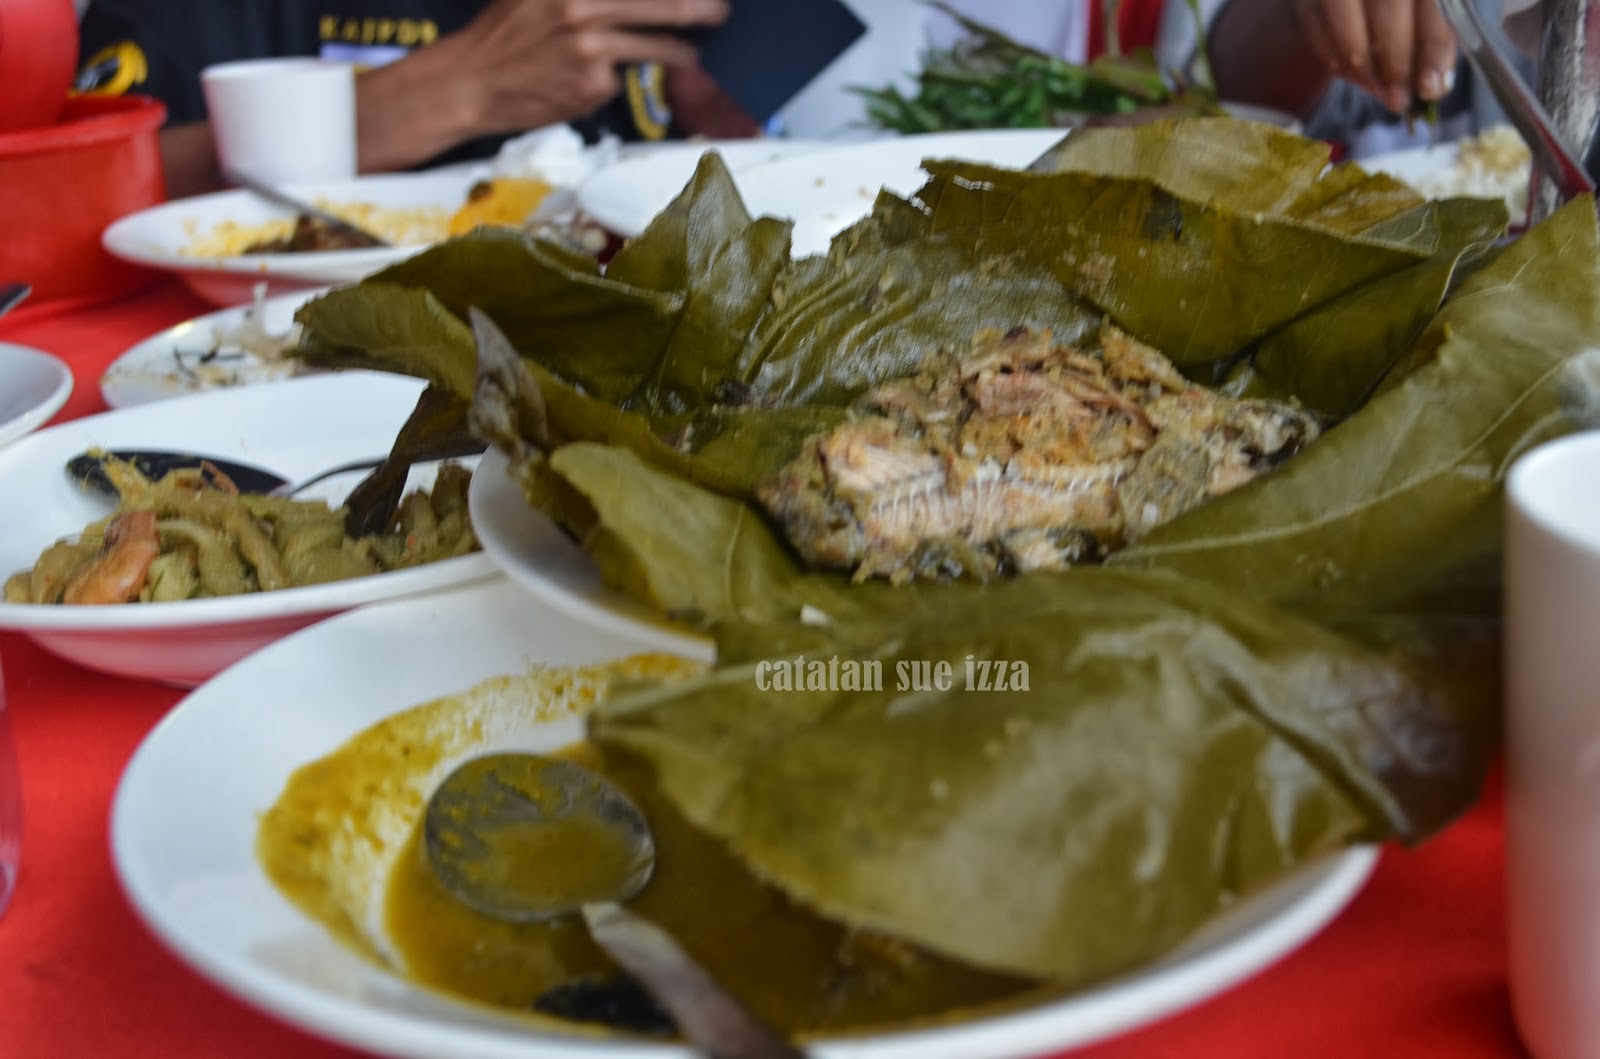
top-left (425, 753), bottom-right (806, 1059)
top-left (64, 446), bottom-right (482, 500)
top-left (225, 170), bottom-right (393, 248)
top-left (0, 283), bottom-right (30, 319)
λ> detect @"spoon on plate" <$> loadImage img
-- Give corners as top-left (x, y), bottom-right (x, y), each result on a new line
top-left (425, 753), bottom-right (806, 1059)
top-left (65, 443), bottom-right (485, 501)
top-left (225, 170), bottom-right (393, 249)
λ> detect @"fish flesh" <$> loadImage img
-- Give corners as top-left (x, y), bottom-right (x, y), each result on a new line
top-left (755, 325), bottom-right (1321, 583)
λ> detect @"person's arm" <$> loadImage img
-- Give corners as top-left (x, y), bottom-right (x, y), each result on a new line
top-left (353, 0), bottom-right (729, 173)
top-left (156, 0), bottom-right (732, 195)
top-left (157, 123), bottom-right (222, 199)
top-left (352, 42), bottom-right (484, 173)
top-left (1204, 0), bottom-right (1341, 116)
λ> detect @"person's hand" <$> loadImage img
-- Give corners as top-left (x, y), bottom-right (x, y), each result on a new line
top-left (430, 0), bottom-right (731, 134)
top-left (1289, 0), bottom-right (1458, 112)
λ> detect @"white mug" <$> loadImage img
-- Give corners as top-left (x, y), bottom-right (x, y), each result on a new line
top-left (1506, 429), bottom-right (1600, 1059)
top-left (202, 57), bottom-right (356, 186)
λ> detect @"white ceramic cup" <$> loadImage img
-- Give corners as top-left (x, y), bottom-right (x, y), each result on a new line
top-left (201, 57), bottom-right (356, 186)
top-left (1506, 429), bottom-right (1600, 1059)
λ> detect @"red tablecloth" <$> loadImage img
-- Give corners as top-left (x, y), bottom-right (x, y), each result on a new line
top-left (0, 283), bottom-right (1526, 1059)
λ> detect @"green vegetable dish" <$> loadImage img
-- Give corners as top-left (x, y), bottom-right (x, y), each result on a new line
top-left (854, 1), bottom-right (1219, 133)
top-left (285, 117), bottom-right (1592, 1006)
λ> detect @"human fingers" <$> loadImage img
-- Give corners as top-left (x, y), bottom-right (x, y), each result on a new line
top-left (577, 28), bottom-right (702, 68)
top-left (1411, 0), bottom-right (1459, 101)
top-left (1315, 0), bottom-right (1378, 92)
top-left (1363, 0), bottom-right (1415, 111)
top-left (568, 0), bottom-right (730, 28)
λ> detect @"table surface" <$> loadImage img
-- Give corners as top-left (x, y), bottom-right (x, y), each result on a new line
top-left (0, 280), bottom-right (1527, 1059)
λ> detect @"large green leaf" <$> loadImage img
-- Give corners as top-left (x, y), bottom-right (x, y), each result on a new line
top-left (896, 161), bottom-right (1431, 364)
top-left (590, 566), bottom-right (1473, 983)
top-left (1240, 197), bottom-right (1509, 416)
top-left (1027, 116), bottom-right (1336, 214)
top-left (297, 122), bottom-right (1463, 414)
top-left (1109, 197), bottom-right (1599, 634)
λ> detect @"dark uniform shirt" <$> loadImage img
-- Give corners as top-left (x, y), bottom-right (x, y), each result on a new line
top-left (74, 0), bottom-right (655, 165)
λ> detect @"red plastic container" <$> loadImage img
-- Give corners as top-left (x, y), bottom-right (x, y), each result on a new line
top-left (0, 0), bottom-right (77, 134)
top-left (0, 95), bottom-right (169, 305)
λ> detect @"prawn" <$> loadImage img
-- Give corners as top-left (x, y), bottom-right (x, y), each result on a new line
top-left (60, 510), bottom-right (161, 605)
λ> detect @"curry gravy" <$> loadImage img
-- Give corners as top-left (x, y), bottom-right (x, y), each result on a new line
top-left (257, 660), bottom-right (1037, 1039)
top-left (384, 744), bottom-right (1035, 1033)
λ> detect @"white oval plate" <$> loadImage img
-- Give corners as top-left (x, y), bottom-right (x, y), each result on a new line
top-left (577, 138), bottom-right (831, 239)
top-left (102, 173), bottom-right (471, 307)
top-left (1361, 136), bottom-right (1529, 217)
top-left (468, 447), bottom-right (710, 653)
top-left (0, 342), bottom-right (73, 448)
top-left (112, 575), bottom-right (1376, 1059)
top-left (0, 371), bottom-right (496, 686)
top-left (732, 129), bottom-right (1069, 257)
top-left (99, 287), bottom-right (326, 409)
top-left (1361, 143), bottom-right (1464, 191)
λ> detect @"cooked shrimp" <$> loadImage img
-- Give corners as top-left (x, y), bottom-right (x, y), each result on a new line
top-left (60, 510), bottom-right (161, 605)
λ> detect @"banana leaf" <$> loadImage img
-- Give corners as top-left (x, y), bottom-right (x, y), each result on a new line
top-left (296, 119), bottom-right (1484, 424)
top-left (1238, 196), bottom-right (1510, 416)
top-left (588, 566), bottom-right (1473, 984)
top-left (1108, 198), bottom-right (1599, 635)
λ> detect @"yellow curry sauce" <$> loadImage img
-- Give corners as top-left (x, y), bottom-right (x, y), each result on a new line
top-left (384, 744), bottom-right (1034, 1033)
top-left (257, 659), bottom-right (1038, 1040)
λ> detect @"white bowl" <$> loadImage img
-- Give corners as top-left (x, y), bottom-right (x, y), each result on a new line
top-left (0, 370), bottom-right (496, 685)
top-left (0, 341), bottom-right (73, 448)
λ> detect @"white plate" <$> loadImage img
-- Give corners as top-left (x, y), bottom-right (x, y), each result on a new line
top-left (0, 342), bottom-right (73, 448)
top-left (1362, 138), bottom-right (1530, 218)
top-left (112, 576), bottom-right (1376, 1059)
top-left (732, 129), bottom-right (1069, 256)
top-left (468, 447), bottom-right (709, 652)
top-left (1361, 143), bottom-right (1463, 190)
top-left (102, 173), bottom-right (471, 307)
top-left (577, 138), bottom-right (831, 238)
top-left (99, 287), bottom-right (325, 409)
top-left (0, 371), bottom-right (496, 685)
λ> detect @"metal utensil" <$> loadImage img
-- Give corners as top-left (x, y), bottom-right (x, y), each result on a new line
top-left (65, 446), bottom-right (483, 501)
top-left (1532, 0), bottom-right (1600, 222)
top-left (0, 283), bottom-right (30, 319)
top-left (1435, 0), bottom-right (1596, 214)
top-left (225, 170), bottom-right (393, 248)
top-left (425, 753), bottom-right (806, 1059)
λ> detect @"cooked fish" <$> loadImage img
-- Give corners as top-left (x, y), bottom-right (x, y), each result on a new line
top-left (756, 325), bottom-right (1320, 583)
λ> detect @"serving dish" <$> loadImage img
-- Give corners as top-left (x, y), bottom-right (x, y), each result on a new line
top-left (1362, 126), bottom-right (1532, 217)
top-left (0, 370), bottom-right (496, 685)
top-left (99, 287), bottom-right (323, 409)
top-left (577, 137), bottom-right (828, 239)
top-left (0, 341), bottom-right (73, 448)
top-left (468, 447), bottom-right (709, 653)
top-left (101, 172), bottom-right (470, 307)
top-left (112, 576), bottom-right (1377, 1059)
